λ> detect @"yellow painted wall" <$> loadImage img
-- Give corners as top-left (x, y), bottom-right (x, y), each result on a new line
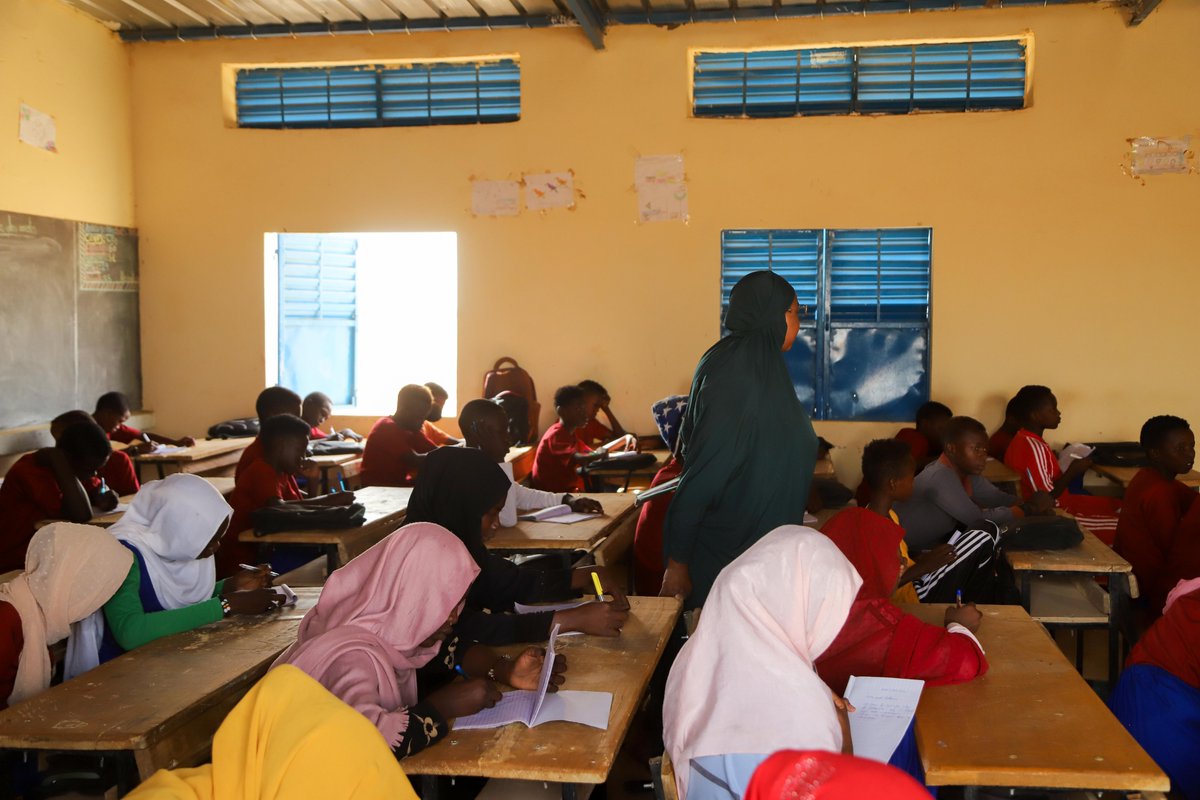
top-left (0, 0), bottom-right (134, 227)
top-left (126, 2), bottom-right (1200, 483)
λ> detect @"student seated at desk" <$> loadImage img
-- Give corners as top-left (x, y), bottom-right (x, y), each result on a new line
top-left (51, 410), bottom-right (139, 496)
top-left (64, 474), bottom-right (281, 675)
top-left (576, 379), bottom-right (628, 449)
top-left (1110, 578), bottom-right (1200, 800)
top-left (531, 385), bottom-right (611, 493)
top-left (272, 525), bottom-right (564, 759)
top-left (362, 385), bottom-right (438, 487)
top-left (988, 392), bottom-right (1023, 461)
top-left (93, 391), bottom-right (195, 454)
top-left (235, 386), bottom-right (303, 480)
top-left (127, 665), bottom-right (419, 800)
top-left (745, 750), bottom-right (930, 800)
top-left (854, 401), bottom-right (952, 505)
top-left (1114, 415), bottom-right (1198, 616)
top-left (1003, 385), bottom-right (1122, 544)
top-left (633, 394), bottom-right (687, 595)
top-left (0, 421), bottom-right (114, 573)
top-left (301, 391), bottom-right (363, 442)
top-left (405, 446), bottom-right (629, 644)
top-left (421, 381), bottom-right (462, 446)
top-left (458, 399), bottom-right (601, 528)
top-left (664, 527), bottom-right (859, 800)
top-left (225, 414), bottom-right (354, 576)
top-left (810, 436), bottom-right (854, 510)
top-left (0, 523), bottom-right (132, 709)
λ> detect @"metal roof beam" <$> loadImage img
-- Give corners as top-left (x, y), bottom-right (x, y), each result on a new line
top-left (562, 0), bottom-right (605, 49)
top-left (119, 12), bottom-right (559, 37)
top-left (1127, 0), bottom-right (1162, 26)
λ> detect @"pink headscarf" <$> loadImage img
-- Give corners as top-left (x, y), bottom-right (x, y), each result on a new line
top-left (1164, 577), bottom-right (1200, 614)
top-left (664, 526), bottom-right (862, 800)
top-left (272, 523), bottom-right (480, 746)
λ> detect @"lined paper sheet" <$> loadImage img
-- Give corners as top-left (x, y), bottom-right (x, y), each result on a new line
top-left (844, 676), bottom-right (924, 763)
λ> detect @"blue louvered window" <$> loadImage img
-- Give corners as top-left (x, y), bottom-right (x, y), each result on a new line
top-left (720, 228), bottom-right (932, 421)
top-left (278, 234), bottom-right (357, 405)
top-left (237, 59), bottom-right (520, 128)
top-left (695, 39), bottom-right (1025, 118)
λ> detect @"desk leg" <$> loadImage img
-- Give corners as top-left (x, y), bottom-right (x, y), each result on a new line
top-left (325, 545), bottom-right (341, 575)
top-left (115, 752), bottom-right (138, 797)
top-left (1018, 572), bottom-right (1032, 611)
top-left (420, 775), bottom-right (439, 799)
top-left (156, 464), bottom-right (167, 480)
top-left (1109, 572), bottom-right (1131, 687)
top-left (561, 784), bottom-right (578, 800)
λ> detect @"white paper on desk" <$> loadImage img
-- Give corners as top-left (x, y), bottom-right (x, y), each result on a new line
top-left (803, 512), bottom-right (818, 525)
top-left (518, 505), bottom-right (600, 525)
top-left (272, 584), bottom-right (298, 607)
top-left (844, 676), bottom-right (924, 763)
top-left (1057, 443), bottom-right (1095, 472)
top-left (149, 445), bottom-right (187, 455)
top-left (601, 451), bottom-right (643, 463)
top-left (513, 599), bottom-right (595, 615)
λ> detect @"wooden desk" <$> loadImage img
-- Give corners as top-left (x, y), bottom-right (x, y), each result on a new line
top-left (1092, 463), bottom-right (1200, 490)
top-left (133, 438), bottom-right (251, 480)
top-left (813, 456), bottom-right (836, 479)
top-left (236, 485), bottom-right (412, 572)
top-left (0, 588), bottom-right (319, 787)
top-left (402, 596), bottom-right (682, 800)
top-left (306, 452), bottom-right (362, 494)
top-left (982, 458), bottom-right (1020, 488)
top-left (487, 494), bottom-right (637, 554)
top-left (506, 445), bottom-right (535, 483)
top-left (904, 603), bottom-right (1167, 793)
top-left (36, 478), bottom-right (235, 530)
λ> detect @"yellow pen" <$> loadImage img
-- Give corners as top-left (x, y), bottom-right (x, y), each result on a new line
top-left (590, 571), bottom-right (605, 601)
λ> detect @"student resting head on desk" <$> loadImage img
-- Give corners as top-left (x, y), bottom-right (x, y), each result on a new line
top-left (271, 524), bottom-right (564, 758)
top-left (421, 381), bottom-right (462, 447)
top-left (66, 474), bottom-right (282, 678)
top-left (576, 378), bottom-right (627, 449)
top-left (1114, 414), bottom-right (1197, 616)
top-left (531, 385), bottom-right (612, 493)
top-left (235, 386), bottom-right (303, 480)
top-left (405, 446), bottom-right (628, 644)
top-left (664, 527), bottom-right (860, 800)
top-left (459, 398), bottom-right (602, 529)
top-left (93, 391), bottom-right (195, 454)
top-left (632, 394), bottom-right (688, 595)
top-left (51, 410), bottom-right (139, 496)
top-left (0, 523), bottom-right (132, 708)
top-left (0, 420), bottom-right (113, 573)
top-left (361, 384), bottom-right (438, 488)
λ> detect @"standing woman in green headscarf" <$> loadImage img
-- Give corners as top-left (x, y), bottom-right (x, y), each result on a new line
top-left (660, 270), bottom-right (818, 609)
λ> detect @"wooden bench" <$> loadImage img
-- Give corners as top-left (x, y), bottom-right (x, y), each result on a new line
top-left (506, 445), bottom-right (535, 483)
top-left (133, 438), bottom-right (251, 481)
top-left (0, 588), bottom-right (319, 789)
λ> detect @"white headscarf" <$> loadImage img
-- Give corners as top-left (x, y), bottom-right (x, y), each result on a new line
top-left (0, 523), bottom-right (132, 706)
top-left (663, 526), bottom-right (862, 799)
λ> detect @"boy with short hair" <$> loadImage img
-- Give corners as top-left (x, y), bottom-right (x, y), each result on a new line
top-left (51, 410), bottom-right (139, 496)
top-left (855, 400), bottom-right (953, 505)
top-left (235, 386), bottom-right (303, 479)
top-left (576, 379), bottom-right (627, 449)
top-left (93, 391), bottom-right (195, 452)
top-left (531, 385), bottom-right (611, 493)
top-left (361, 385), bottom-right (438, 487)
top-left (421, 382), bottom-right (462, 447)
top-left (0, 420), bottom-right (113, 571)
top-left (1003, 385), bottom-right (1122, 544)
top-left (1115, 415), bottom-right (1197, 613)
top-left (301, 392), bottom-right (362, 442)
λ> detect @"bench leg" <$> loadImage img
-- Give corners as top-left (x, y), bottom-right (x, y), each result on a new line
top-left (419, 775), bottom-right (440, 799)
top-left (1109, 573), bottom-right (1132, 687)
top-left (1018, 572), bottom-right (1032, 611)
top-left (560, 784), bottom-right (579, 800)
top-left (325, 545), bottom-right (341, 575)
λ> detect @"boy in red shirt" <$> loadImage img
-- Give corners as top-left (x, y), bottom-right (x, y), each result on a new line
top-left (531, 385), bottom-right (611, 493)
top-left (235, 387), bottom-right (303, 480)
top-left (1115, 415), bottom-right (1197, 614)
top-left (362, 385), bottom-right (438, 487)
top-left (93, 391), bottom-right (195, 453)
top-left (301, 391), bottom-right (363, 442)
top-left (1003, 385), bottom-right (1121, 544)
top-left (576, 379), bottom-right (628, 449)
top-left (51, 410), bottom-right (140, 496)
top-left (224, 413), bottom-right (354, 576)
top-left (0, 420), bottom-right (114, 571)
top-left (421, 382), bottom-right (462, 447)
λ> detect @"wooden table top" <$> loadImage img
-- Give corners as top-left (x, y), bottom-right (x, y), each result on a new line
top-left (37, 478), bottom-right (235, 530)
top-left (904, 603), bottom-right (1167, 791)
top-left (505, 445), bottom-right (533, 463)
top-left (133, 438), bottom-right (250, 463)
top-left (306, 452), bottom-right (362, 468)
top-left (982, 458), bottom-right (1021, 485)
top-left (487, 494), bottom-right (638, 552)
top-left (1005, 524), bottom-right (1131, 575)
top-left (401, 595), bottom-right (682, 784)
top-left (0, 588), bottom-right (319, 753)
top-left (236, 485), bottom-right (411, 549)
top-left (1091, 463), bottom-right (1200, 489)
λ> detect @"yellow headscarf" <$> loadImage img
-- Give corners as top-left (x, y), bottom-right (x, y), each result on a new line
top-left (128, 666), bottom-right (417, 800)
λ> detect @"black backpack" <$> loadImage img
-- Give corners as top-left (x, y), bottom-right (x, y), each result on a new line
top-left (1000, 515), bottom-right (1084, 551)
top-left (1087, 442), bottom-right (1149, 468)
top-left (251, 502), bottom-right (366, 536)
top-left (207, 417), bottom-right (259, 439)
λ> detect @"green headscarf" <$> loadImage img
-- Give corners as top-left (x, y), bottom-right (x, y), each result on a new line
top-left (663, 270), bottom-right (818, 609)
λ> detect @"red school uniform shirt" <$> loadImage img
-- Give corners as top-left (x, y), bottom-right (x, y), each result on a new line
top-left (1115, 468), bottom-right (1198, 611)
top-left (988, 428), bottom-right (1015, 461)
top-left (222, 457), bottom-right (304, 576)
top-left (309, 425), bottom-right (327, 440)
top-left (361, 417), bottom-right (436, 488)
top-left (99, 451), bottom-right (140, 496)
top-left (531, 422), bottom-right (589, 493)
top-left (0, 600), bottom-right (24, 709)
top-left (0, 455), bottom-right (65, 573)
top-left (235, 438), bottom-right (264, 481)
top-left (633, 458), bottom-right (684, 595)
top-left (108, 424), bottom-right (145, 445)
top-left (576, 418), bottom-right (613, 450)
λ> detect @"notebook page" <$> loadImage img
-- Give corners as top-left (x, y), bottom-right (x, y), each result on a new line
top-left (532, 691), bottom-right (613, 729)
top-left (452, 690), bottom-right (537, 730)
top-left (843, 676), bottom-right (924, 763)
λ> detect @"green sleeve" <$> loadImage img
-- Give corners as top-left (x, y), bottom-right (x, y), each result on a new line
top-left (102, 565), bottom-right (224, 652)
top-left (211, 579), bottom-right (226, 598)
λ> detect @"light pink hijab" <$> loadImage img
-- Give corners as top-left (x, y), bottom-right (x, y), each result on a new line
top-left (271, 523), bottom-right (480, 746)
top-left (663, 526), bottom-right (862, 799)
top-left (1164, 577), bottom-right (1200, 614)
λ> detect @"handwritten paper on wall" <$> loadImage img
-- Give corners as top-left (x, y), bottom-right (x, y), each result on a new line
top-left (18, 104), bottom-right (57, 153)
top-left (1131, 136), bottom-right (1192, 176)
top-left (635, 155), bottom-right (688, 223)
top-left (523, 172), bottom-right (575, 211)
top-left (471, 179), bottom-right (521, 217)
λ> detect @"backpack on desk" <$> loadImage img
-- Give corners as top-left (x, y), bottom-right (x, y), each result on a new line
top-left (251, 502), bottom-right (366, 536)
top-left (483, 357), bottom-right (541, 442)
top-left (1087, 441), bottom-right (1149, 468)
top-left (207, 417), bottom-right (259, 439)
top-left (1000, 515), bottom-right (1083, 551)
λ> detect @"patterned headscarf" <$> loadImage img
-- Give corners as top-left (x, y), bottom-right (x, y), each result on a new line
top-left (651, 395), bottom-right (688, 454)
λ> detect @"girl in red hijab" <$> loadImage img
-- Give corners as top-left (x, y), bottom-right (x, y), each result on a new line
top-left (745, 750), bottom-right (930, 800)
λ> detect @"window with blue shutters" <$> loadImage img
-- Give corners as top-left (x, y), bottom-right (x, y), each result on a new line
top-left (236, 59), bottom-right (520, 129)
top-left (694, 39), bottom-right (1026, 118)
top-left (720, 228), bottom-right (932, 421)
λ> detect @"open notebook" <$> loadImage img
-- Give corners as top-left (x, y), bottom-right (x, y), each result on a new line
top-left (518, 505), bottom-right (601, 525)
top-left (844, 676), bottom-right (924, 763)
top-left (453, 625), bottom-right (612, 731)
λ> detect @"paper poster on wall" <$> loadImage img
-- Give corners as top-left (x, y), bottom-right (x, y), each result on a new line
top-left (471, 179), bottom-right (521, 217)
top-left (18, 103), bottom-right (57, 153)
top-left (78, 223), bottom-right (138, 292)
top-left (1130, 136), bottom-right (1192, 175)
top-left (523, 172), bottom-right (575, 211)
top-left (635, 155), bottom-right (688, 223)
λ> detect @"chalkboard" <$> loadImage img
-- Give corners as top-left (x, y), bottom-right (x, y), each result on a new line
top-left (0, 209), bottom-right (141, 430)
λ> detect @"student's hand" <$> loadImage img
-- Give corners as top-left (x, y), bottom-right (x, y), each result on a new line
top-left (224, 588), bottom-right (284, 615)
top-left (502, 647), bottom-right (567, 692)
top-left (1024, 490), bottom-right (1055, 515)
top-left (224, 566), bottom-right (272, 592)
top-left (833, 694), bottom-right (855, 755)
top-left (427, 678), bottom-right (503, 720)
top-left (565, 495), bottom-right (603, 515)
top-left (179, 436), bottom-right (196, 447)
top-left (945, 602), bottom-right (983, 633)
top-left (1063, 457), bottom-right (1093, 481)
top-left (571, 566), bottom-right (629, 609)
top-left (125, 441), bottom-right (156, 457)
top-left (912, 544), bottom-right (957, 576)
top-left (554, 600), bottom-right (629, 637)
top-left (325, 491), bottom-right (356, 506)
top-left (95, 489), bottom-right (120, 512)
top-left (660, 559), bottom-right (692, 600)
top-left (340, 429), bottom-right (364, 442)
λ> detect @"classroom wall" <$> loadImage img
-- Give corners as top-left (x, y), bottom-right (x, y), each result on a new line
top-left (126, 2), bottom-right (1200, 483)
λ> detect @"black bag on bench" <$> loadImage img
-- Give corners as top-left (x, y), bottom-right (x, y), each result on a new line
top-left (251, 502), bottom-right (366, 536)
top-left (1000, 515), bottom-right (1083, 551)
top-left (1086, 441), bottom-right (1149, 468)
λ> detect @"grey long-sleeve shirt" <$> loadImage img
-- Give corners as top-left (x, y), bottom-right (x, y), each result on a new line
top-left (895, 459), bottom-right (1019, 552)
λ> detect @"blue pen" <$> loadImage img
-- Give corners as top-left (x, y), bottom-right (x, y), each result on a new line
top-left (1025, 467), bottom-right (1037, 493)
top-left (455, 665), bottom-right (469, 679)
top-left (956, 589), bottom-right (963, 608)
